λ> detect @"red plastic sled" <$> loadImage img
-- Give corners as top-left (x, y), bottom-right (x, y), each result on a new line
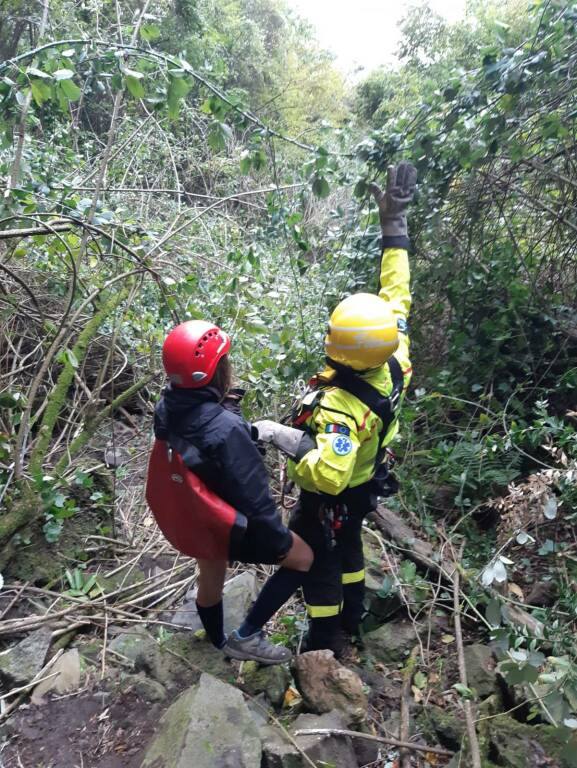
top-left (145, 439), bottom-right (245, 559)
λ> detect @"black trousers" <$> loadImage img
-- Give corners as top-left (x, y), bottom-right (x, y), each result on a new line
top-left (289, 485), bottom-right (373, 654)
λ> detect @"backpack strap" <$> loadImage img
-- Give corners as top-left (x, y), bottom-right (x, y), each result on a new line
top-left (332, 356), bottom-right (404, 469)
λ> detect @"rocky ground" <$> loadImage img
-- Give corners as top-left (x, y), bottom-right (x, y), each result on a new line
top-left (0, 471), bottom-right (574, 768)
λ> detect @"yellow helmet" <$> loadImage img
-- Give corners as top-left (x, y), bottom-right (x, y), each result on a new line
top-left (325, 293), bottom-right (399, 371)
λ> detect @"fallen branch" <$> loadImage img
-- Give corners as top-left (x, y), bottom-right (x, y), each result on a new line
top-left (369, 505), bottom-right (456, 581)
top-left (452, 542), bottom-right (482, 768)
top-left (370, 505), bottom-right (544, 638)
top-left (400, 646), bottom-right (419, 768)
top-left (293, 729), bottom-right (453, 758)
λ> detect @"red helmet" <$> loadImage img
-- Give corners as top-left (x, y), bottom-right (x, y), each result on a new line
top-left (162, 320), bottom-right (231, 389)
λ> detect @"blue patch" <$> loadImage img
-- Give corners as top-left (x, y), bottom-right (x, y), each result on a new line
top-left (397, 318), bottom-right (408, 334)
top-left (332, 435), bottom-right (353, 456)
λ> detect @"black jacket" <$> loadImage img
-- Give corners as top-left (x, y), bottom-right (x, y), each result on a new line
top-left (153, 386), bottom-right (280, 529)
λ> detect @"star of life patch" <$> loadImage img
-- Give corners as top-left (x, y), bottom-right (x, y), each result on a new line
top-left (332, 435), bottom-right (353, 456)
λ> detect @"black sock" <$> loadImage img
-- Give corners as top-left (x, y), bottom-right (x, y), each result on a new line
top-left (238, 568), bottom-right (304, 637)
top-left (196, 600), bottom-right (226, 648)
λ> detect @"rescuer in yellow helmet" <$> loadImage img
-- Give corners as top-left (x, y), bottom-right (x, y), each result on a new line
top-left (229, 163), bottom-right (416, 656)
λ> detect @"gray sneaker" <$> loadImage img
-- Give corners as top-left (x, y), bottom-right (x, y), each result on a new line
top-left (223, 630), bottom-right (291, 665)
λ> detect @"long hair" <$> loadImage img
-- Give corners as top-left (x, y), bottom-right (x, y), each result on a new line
top-left (211, 355), bottom-right (232, 399)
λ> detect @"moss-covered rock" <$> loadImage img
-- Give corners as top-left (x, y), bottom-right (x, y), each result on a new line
top-left (142, 673), bottom-right (261, 768)
top-left (488, 716), bottom-right (571, 768)
top-left (241, 661), bottom-right (291, 707)
top-left (464, 644), bottom-right (497, 699)
top-left (418, 704), bottom-right (466, 751)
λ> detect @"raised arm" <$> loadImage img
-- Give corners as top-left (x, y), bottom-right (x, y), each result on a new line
top-left (369, 163), bottom-right (417, 379)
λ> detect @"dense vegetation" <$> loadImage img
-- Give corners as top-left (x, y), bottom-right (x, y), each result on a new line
top-left (1, 0), bottom-right (576, 761)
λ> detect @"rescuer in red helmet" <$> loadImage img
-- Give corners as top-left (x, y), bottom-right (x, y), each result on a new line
top-left (152, 320), bottom-right (313, 664)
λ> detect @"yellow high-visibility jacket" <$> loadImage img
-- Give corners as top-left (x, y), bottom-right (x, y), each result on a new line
top-left (287, 247), bottom-right (412, 496)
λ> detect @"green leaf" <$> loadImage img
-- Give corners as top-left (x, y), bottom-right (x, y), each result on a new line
top-left (453, 683), bottom-right (475, 700)
top-left (0, 392), bottom-right (20, 409)
top-left (59, 79), bottom-right (81, 101)
top-left (140, 23), bottom-right (161, 42)
top-left (167, 75), bottom-right (191, 120)
top-left (52, 69), bottom-right (75, 81)
top-left (31, 80), bottom-right (52, 106)
top-left (56, 347), bottom-right (79, 368)
top-left (562, 734), bottom-right (577, 767)
top-left (124, 74), bottom-right (145, 99)
top-left (27, 67), bottom-right (51, 80)
top-left (239, 152), bottom-right (252, 174)
top-left (312, 175), bottom-right (330, 198)
top-left (207, 122), bottom-right (232, 152)
top-left (399, 559), bottom-right (417, 584)
top-left (413, 671), bottom-right (427, 689)
top-left (500, 661), bottom-right (540, 685)
top-left (251, 148), bottom-right (267, 171)
top-left (43, 518), bottom-right (63, 543)
top-left (486, 598), bottom-right (502, 627)
top-left (353, 178), bottom-right (367, 198)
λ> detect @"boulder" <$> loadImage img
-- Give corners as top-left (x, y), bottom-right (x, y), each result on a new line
top-left (362, 531), bottom-right (403, 630)
top-left (125, 673), bottom-right (167, 702)
top-left (31, 649), bottom-right (81, 703)
top-left (168, 571), bottom-right (258, 634)
top-left (488, 716), bottom-right (571, 768)
top-left (418, 704), bottom-right (465, 751)
top-left (0, 628), bottom-right (52, 687)
top-left (108, 626), bottom-right (156, 664)
top-left (262, 710), bottom-right (359, 768)
top-left (363, 620), bottom-right (418, 664)
top-left (142, 673), bottom-right (261, 768)
top-left (292, 650), bottom-right (367, 724)
top-left (464, 644), bottom-right (497, 699)
top-left (108, 627), bottom-right (233, 688)
top-left (242, 661), bottom-right (291, 707)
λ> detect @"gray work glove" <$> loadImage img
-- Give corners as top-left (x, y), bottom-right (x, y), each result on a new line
top-left (252, 420), bottom-right (314, 461)
top-left (369, 162), bottom-right (417, 238)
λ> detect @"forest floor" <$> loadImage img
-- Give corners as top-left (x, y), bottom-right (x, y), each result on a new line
top-left (1, 424), bottom-right (575, 768)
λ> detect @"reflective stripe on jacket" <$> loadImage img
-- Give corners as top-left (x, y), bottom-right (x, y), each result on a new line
top-left (287, 246), bottom-right (412, 495)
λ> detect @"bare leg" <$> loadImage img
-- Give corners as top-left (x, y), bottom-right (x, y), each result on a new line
top-left (196, 558), bottom-right (227, 606)
top-left (279, 531), bottom-right (313, 572)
